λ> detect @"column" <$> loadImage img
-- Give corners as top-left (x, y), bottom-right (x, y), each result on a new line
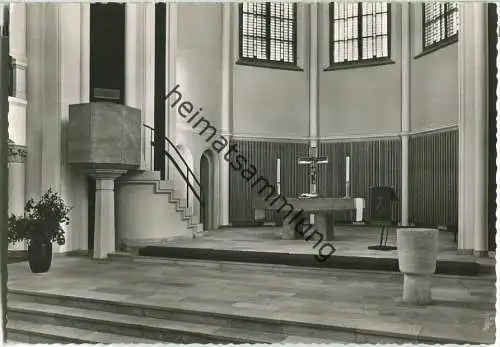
top-left (457, 3), bottom-right (488, 255)
top-left (0, 6), bottom-right (10, 343)
top-left (219, 3), bottom-right (232, 226)
top-left (165, 3), bottom-right (177, 180)
top-left (8, 3), bottom-right (28, 219)
top-left (125, 4), bottom-right (144, 168)
top-left (400, 3), bottom-right (411, 226)
top-left (85, 169), bottom-right (126, 259)
top-left (125, 3), bottom-right (139, 109)
top-left (25, 4), bottom-right (44, 201)
top-left (309, 3), bottom-right (319, 224)
top-left (7, 144), bottom-right (26, 214)
top-left (309, 3), bottom-right (319, 158)
top-left (8, 143), bottom-right (26, 251)
top-left (125, 3), bottom-right (155, 171)
top-left (143, 3), bottom-right (155, 171)
top-left (80, 3), bottom-right (90, 102)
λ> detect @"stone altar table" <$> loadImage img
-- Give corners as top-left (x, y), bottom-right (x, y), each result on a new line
top-left (254, 196), bottom-right (362, 241)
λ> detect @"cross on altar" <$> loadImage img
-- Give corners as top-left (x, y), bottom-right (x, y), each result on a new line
top-left (298, 147), bottom-right (328, 197)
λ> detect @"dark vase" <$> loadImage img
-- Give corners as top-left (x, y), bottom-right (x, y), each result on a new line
top-left (28, 241), bottom-right (53, 273)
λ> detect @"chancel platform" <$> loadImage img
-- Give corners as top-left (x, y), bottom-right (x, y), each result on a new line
top-left (138, 226), bottom-right (494, 276)
top-left (253, 196), bottom-right (364, 241)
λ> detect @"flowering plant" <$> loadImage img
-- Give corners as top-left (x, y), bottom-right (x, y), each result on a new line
top-left (8, 188), bottom-right (71, 245)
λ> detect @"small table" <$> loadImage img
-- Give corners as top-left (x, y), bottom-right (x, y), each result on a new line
top-left (253, 196), bottom-right (362, 241)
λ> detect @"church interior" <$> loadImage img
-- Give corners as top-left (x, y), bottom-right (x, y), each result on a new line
top-left (2, 2), bottom-right (497, 344)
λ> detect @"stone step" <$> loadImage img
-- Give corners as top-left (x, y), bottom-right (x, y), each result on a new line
top-left (8, 300), bottom-right (337, 344)
top-left (7, 320), bottom-right (159, 344)
top-left (108, 253), bottom-right (497, 284)
top-left (8, 288), bottom-right (486, 344)
top-left (137, 246), bottom-right (493, 276)
top-left (108, 252), bottom-right (403, 278)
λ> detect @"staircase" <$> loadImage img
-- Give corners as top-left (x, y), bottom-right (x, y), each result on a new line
top-left (115, 124), bottom-right (205, 248)
top-left (7, 265), bottom-right (492, 345)
top-left (116, 170), bottom-right (204, 248)
top-left (6, 288), bottom-right (431, 344)
top-left (6, 289), bottom-right (350, 344)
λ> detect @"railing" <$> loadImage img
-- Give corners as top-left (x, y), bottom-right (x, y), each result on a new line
top-left (143, 124), bottom-right (203, 207)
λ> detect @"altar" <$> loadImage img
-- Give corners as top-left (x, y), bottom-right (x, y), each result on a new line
top-left (253, 196), bottom-right (364, 241)
top-left (253, 147), bottom-right (365, 241)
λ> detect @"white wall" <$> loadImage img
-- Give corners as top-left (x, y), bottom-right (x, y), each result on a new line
top-left (232, 3), bottom-right (310, 140)
top-left (319, 3), bottom-right (402, 137)
top-left (176, 3), bottom-right (223, 131)
top-left (172, 3), bottom-right (460, 142)
top-left (175, 3), bottom-right (224, 173)
top-left (410, 4), bottom-right (459, 132)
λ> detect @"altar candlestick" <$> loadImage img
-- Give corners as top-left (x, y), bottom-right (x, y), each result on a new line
top-left (345, 156), bottom-right (351, 198)
top-left (346, 156), bottom-right (350, 182)
top-left (276, 158), bottom-right (281, 195)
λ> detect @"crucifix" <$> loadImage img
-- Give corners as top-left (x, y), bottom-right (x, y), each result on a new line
top-left (297, 146), bottom-right (328, 198)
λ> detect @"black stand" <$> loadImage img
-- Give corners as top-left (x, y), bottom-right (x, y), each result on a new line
top-left (367, 186), bottom-right (399, 251)
top-left (368, 224), bottom-right (397, 251)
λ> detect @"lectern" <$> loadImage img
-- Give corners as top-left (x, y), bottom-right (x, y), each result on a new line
top-left (368, 186), bottom-right (399, 251)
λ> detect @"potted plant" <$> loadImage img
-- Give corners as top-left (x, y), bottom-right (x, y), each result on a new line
top-left (8, 188), bottom-right (71, 273)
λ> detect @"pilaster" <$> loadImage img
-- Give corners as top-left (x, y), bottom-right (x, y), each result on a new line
top-left (25, 3), bottom-right (45, 201)
top-left (309, 3), bottom-right (319, 197)
top-left (26, 4), bottom-right (89, 253)
top-left (143, 3), bottom-right (155, 171)
top-left (125, 3), bottom-right (140, 109)
top-left (166, 3), bottom-right (177, 180)
top-left (401, 3), bottom-right (411, 226)
top-left (7, 3), bottom-right (27, 221)
top-left (220, 3), bottom-right (232, 226)
top-left (309, 3), bottom-right (319, 150)
top-left (80, 3), bottom-right (89, 102)
top-left (457, 3), bottom-right (489, 255)
top-left (7, 142), bottom-right (26, 217)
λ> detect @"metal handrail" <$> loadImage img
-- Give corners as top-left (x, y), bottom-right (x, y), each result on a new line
top-left (163, 148), bottom-right (202, 203)
top-left (144, 123), bottom-right (203, 206)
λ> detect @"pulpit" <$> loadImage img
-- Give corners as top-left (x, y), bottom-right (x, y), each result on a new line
top-left (67, 102), bottom-right (141, 259)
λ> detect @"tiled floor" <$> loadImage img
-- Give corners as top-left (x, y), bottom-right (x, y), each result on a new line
top-left (7, 255), bottom-right (496, 343)
top-left (157, 226), bottom-right (481, 261)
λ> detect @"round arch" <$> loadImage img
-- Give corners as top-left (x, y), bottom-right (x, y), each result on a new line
top-left (199, 148), bottom-right (219, 230)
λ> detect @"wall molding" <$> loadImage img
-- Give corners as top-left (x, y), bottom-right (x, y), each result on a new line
top-left (229, 124), bottom-right (459, 143)
top-left (231, 133), bottom-right (310, 143)
top-left (407, 124), bottom-right (458, 136)
top-left (178, 119), bottom-right (458, 144)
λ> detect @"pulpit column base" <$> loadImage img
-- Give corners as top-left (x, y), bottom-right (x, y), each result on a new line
top-left (85, 169), bottom-right (127, 260)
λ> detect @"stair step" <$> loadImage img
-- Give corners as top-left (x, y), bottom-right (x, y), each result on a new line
top-left (8, 290), bottom-right (419, 344)
top-left (7, 320), bottom-right (159, 344)
top-left (8, 288), bottom-right (488, 344)
top-left (7, 300), bottom-right (307, 343)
